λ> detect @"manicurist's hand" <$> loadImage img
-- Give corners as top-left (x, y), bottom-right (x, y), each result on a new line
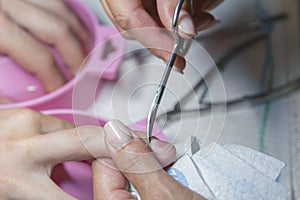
top-left (0, 0), bottom-right (91, 92)
top-left (93, 120), bottom-right (206, 200)
top-left (100, 0), bottom-right (223, 73)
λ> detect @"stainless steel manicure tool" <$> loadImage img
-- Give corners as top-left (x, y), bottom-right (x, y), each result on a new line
top-left (146, 0), bottom-right (188, 143)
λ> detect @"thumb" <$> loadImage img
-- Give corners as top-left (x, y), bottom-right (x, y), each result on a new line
top-left (103, 120), bottom-right (177, 198)
top-left (104, 120), bottom-right (176, 173)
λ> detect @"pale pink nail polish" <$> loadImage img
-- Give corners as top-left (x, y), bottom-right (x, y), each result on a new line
top-left (150, 138), bottom-right (165, 151)
top-left (178, 10), bottom-right (196, 37)
top-left (104, 120), bottom-right (132, 150)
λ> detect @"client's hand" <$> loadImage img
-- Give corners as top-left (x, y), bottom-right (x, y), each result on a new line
top-left (0, 108), bottom-right (105, 199)
top-left (0, 0), bottom-right (91, 92)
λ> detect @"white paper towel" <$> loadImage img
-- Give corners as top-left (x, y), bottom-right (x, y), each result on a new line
top-left (192, 144), bottom-right (289, 200)
top-left (129, 139), bottom-right (290, 199)
top-left (223, 144), bottom-right (285, 180)
top-left (167, 155), bottom-right (216, 199)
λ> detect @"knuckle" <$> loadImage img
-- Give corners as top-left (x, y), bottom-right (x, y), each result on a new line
top-left (55, 120), bottom-right (74, 130)
top-left (53, 21), bottom-right (72, 41)
top-left (13, 108), bottom-right (40, 122)
top-left (75, 126), bottom-right (104, 155)
top-left (16, 107), bottom-right (36, 117)
top-left (76, 125), bottom-right (104, 144)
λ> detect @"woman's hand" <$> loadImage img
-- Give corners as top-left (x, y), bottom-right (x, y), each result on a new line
top-left (93, 120), bottom-right (205, 200)
top-left (0, 108), bottom-right (105, 199)
top-left (0, 0), bottom-right (91, 92)
top-left (100, 0), bottom-right (223, 73)
top-left (0, 109), bottom-right (176, 199)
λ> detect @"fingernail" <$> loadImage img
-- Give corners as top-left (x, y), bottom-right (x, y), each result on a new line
top-left (178, 10), bottom-right (196, 37)
top-left (104, 120), bottom-right (132, 150)
top-left (150, 138), bottom-right (167, 151)
top-left (150, 139), bottom-right (177, 165)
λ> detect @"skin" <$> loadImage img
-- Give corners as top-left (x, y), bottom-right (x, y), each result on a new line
top-left (92, 3), bottom-right (222, 198)
top-left (0, 108), bottom-right (104, 199)
top-left (93, 121), bottom-right (207, 200)
top-left (99, 0), bottom-right (223, 72)
top-left (0, 0), bottom-right (223, 101)
top-left (0, 0), bottom-right (91, 92)
top-left (0, 108), bottom-right (183, 199)
top-left (0, 1), bottom-right (223, 197)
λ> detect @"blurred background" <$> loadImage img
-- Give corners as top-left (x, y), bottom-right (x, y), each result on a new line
top-left (81, 0), bottom-right (300, 199)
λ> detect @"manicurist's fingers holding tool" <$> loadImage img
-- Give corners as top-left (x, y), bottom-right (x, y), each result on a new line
top-left (100, 0), bottom-right (223, 73)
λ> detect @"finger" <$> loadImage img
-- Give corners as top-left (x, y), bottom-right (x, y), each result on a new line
top-left (24, 0), bottom-right (92, 53)
top-left (2, 171), bottom-right (75, 199)
top-left (2, 0), bottom-right (85, 74)
top-left (157, 0), bottom-right (196, 37)
top-left (101, 0), bottom-right (186, 70)
top-left (132, 131), bottom-right (177, 167)
top-left (39, 113), bottom-right (74, 134)
top-left (0, 12), bottom-right (65, 92)
top-left (99, 0), bottom-right (126, 34)
top-left (141, 0), bottom-right (163, 26)
top-left (28, 119), bottom-right (176, 168)
top-left (92, 158), bottom-right (136, 200)
top-left (157, 0), bottom-right (223, 36)
top-left (104, 120), bottom-right (176, 172)
top-left (100, 0), bottom-right (137, 40)
top-left (29, 126), bottom-right (107, 165)
top-left (103, 120), bottom-right (189, 199)
top-left (0, 108), bottom-right (74, 138)
top-left (99, 0), bottom-right (140, 40)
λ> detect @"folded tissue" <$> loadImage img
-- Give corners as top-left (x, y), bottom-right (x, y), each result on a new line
top-left (131, 137), bottom-right (290, 200)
